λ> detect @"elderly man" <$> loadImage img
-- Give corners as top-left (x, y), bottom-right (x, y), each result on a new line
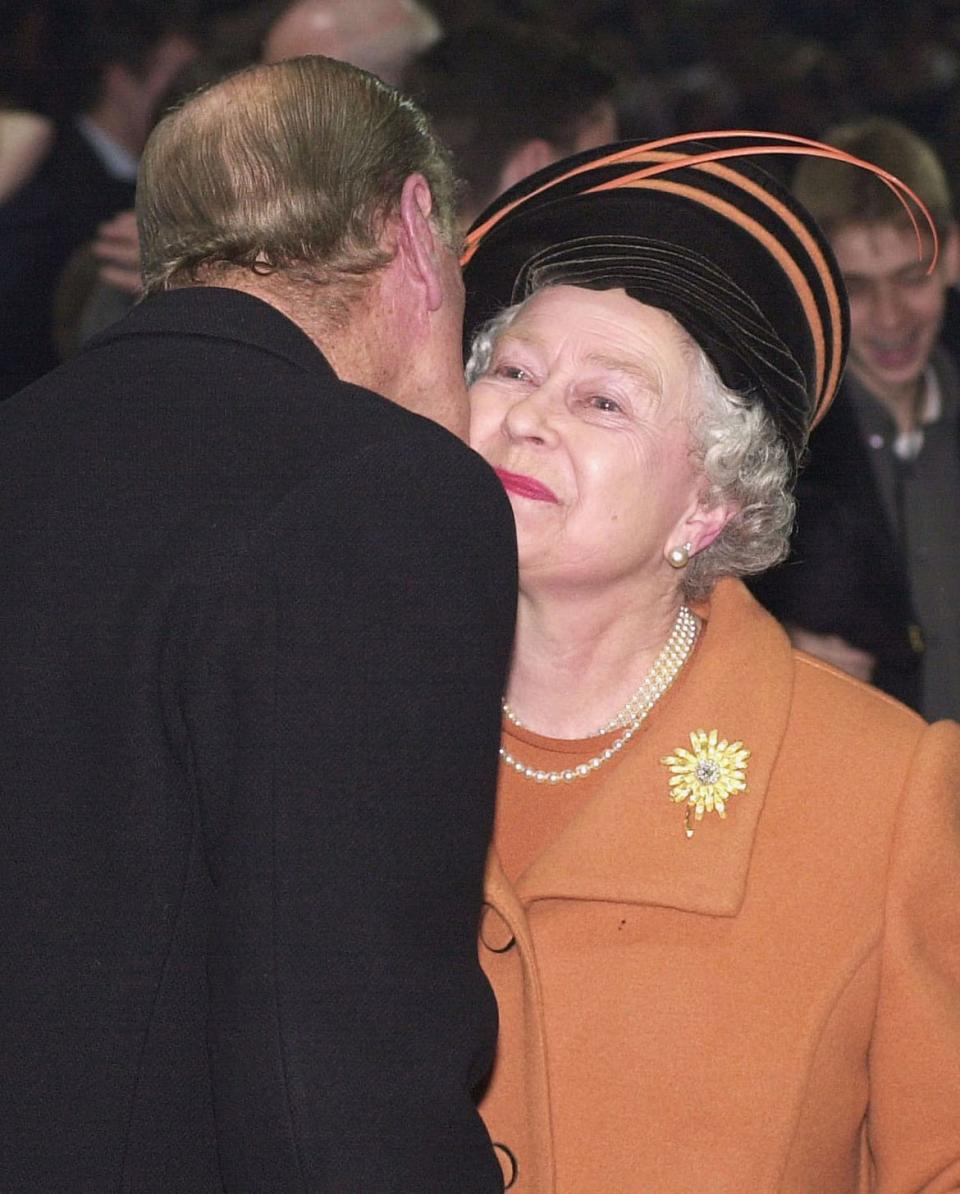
top-left (0, 57), bottom-right (516, 1193)
top-left (80, 0), bottom-right (442, 346)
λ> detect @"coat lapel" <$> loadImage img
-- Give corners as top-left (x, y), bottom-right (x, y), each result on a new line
top-left (509, 580), bottom-right (795, 917)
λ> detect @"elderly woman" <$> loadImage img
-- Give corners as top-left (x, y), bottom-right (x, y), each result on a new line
top-left (460, 137), bottom-right (960, 1192)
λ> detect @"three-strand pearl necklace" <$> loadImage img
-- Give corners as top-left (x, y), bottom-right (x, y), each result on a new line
top-left (500, 604), bottom-right (699, 784)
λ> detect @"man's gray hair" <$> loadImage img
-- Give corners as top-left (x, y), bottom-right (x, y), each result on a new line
top-left (137, 55), bottom-right (457, 319)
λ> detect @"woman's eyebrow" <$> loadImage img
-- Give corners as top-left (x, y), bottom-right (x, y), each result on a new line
top-left (492, 329), bottom-right (540, 352)
top-left (490, 335), bottom-right (663, 392)
top-left (586, 352), bottom-right (663, 392)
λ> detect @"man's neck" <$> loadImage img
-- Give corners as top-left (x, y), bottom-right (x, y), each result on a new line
top-left (204, 271), bottom-right (468, 440)
top-left (311, 294), bottom-right (468, 438)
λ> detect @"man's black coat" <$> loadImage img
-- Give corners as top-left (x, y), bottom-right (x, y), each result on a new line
top-left (0, 287), bottom-right (517, 1192)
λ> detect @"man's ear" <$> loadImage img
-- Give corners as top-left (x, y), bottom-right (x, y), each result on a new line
top-left (397, 172), bottom-right (445, 312)
top-left (497, 139), bottom-right (557, 195)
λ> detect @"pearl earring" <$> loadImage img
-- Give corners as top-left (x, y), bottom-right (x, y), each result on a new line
top-left (667, 542), bottom-right (692, 569)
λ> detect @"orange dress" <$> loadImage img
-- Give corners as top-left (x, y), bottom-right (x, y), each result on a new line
top-left (480, 579), bottom-right (960, 1193)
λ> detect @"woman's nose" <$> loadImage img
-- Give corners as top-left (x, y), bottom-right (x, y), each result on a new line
top-left (503, 388), bottom-right (559, 445)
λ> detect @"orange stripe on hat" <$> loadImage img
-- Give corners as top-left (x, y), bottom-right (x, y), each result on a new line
top-left (585, 159), bottom-right (847, 423)
top-left (585, 173), bottom-right (829, 411)
top-left (461, 134), bottom-right (938, 283)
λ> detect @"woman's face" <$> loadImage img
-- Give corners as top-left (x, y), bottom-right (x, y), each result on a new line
top-left (469, 286), bottom-right (708, 593)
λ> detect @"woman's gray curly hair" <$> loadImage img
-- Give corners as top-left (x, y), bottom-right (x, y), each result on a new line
top-left (464, 297), bottom-right (795, 602)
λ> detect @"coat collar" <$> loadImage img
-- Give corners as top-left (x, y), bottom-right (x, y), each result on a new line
top-left (89, 286), bottom-right (338, 383)
top-left (489, 580), bottom-right (795, 918)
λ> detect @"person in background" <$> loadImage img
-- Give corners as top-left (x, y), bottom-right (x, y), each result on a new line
top-left (403, 22), bottom-right (617, 232)
top-left (71, 0), bottom-right (443, 350)
top-left (0, 107), bottom-right (52, 202)
top-left (0, 56), bottom-right (516, 1192)
top-left (460, 134), bottom-right (960, 1191)
top-left (262, 0), bottom-right (440, 84)
top-left (0, 3), bottom-right (198, 398)
top-left (752, 118), bottom-right (960, 718)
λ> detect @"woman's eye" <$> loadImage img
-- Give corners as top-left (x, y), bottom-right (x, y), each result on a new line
top-left (493, 364), bottom-right (531, 382)
top-left (590, 395), bottom-right (623, 413)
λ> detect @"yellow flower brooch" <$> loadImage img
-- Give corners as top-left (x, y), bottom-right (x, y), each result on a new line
top-left (660, 729), bottom-right (750, 838)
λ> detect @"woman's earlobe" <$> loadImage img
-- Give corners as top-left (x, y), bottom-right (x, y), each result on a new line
top-left (683, 500), bottom-right (738, 558)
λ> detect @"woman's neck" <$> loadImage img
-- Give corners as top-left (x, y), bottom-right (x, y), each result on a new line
top-left (505, 579), bottom-right (688, 738)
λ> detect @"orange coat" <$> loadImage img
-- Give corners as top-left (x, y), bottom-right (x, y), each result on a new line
top-left (480, 580), bottom-right (960, 1193)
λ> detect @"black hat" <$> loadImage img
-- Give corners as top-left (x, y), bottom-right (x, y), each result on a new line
top-left (462, 133), bottom-right (934, 472)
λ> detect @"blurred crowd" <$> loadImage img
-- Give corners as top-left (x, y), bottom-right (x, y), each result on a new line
top-left (4, 0), bottom-right (960, 396)
top-left (9, 1), bottom-right (960, 150)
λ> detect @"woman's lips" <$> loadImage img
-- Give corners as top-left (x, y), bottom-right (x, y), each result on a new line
top-left (494, 467), bottom-right (559, 503)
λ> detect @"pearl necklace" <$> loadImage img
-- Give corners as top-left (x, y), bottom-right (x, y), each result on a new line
top-left (500, 605), bottom-right (698, 784)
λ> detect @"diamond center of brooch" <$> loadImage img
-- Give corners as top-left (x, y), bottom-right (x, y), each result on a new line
top-left (695, 759), bottom-right (722, 785)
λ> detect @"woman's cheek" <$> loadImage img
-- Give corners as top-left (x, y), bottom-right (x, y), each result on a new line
top-left (468, 388), bottom-right (502, 450)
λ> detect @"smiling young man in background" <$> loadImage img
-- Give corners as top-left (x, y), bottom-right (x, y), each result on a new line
top-left (753, 117), bottom-right (960, 719)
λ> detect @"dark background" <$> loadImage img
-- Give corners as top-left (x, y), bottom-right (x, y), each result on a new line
top-left (6, 0), bottom-right (960, 171)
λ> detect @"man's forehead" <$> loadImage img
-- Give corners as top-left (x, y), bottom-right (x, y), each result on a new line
top-left (832, 220), bottom-right (939, 272)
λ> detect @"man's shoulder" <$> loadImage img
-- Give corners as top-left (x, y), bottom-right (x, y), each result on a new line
top-left (87, 286), bottom-right (321, 363)
top-left (1, 289), bottom-right (332, 431)
top-left (264, 426), bottom-right (514, 556)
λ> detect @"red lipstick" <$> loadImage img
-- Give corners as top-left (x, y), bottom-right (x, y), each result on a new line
top-left (494, 468), bottom-right (559, 503)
